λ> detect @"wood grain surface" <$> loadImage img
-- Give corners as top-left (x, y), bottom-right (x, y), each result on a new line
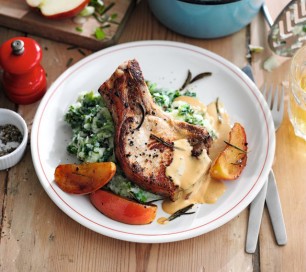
top-left (0, 0), bottom-right (305, 271)
top-left (0, 0), bottom-right (136, 51)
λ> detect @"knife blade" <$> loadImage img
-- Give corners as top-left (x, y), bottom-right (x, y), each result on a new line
top-left (246, 180), bottom-right (268, 253)
top-left (266, 170), bottom-right (287, 245)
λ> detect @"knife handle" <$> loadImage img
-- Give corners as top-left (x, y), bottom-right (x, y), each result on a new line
top-left (266, 170), bottom-right (287, 245)
top-left (246, 180), bottom-right (268, 253)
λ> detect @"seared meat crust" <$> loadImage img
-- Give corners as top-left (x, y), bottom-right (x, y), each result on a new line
top-left (99, 59), bottom-right (212, 200)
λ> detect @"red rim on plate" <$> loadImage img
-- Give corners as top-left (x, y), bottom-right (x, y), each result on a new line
top-left (31, 41), bottom-right (275, 243)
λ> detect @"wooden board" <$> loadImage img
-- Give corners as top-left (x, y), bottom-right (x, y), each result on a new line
top-left (0, 0), bottom-right (136, 51)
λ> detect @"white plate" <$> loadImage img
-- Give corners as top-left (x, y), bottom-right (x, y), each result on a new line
top-left (31, 41), bottom-right (275, 243)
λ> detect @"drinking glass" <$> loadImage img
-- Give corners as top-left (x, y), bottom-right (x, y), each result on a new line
top-left (289, 45), bottom-right (306, 141)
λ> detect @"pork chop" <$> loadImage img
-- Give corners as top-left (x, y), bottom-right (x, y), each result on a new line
top-left (99, 59), bottom-right (212, 200)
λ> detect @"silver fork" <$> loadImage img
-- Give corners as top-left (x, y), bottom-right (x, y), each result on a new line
top-left (246, 84), bottom-right (287, 253)
top-left (263, 85), bottom-right (285, 131)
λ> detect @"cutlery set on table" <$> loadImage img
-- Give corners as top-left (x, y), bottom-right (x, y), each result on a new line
top-left (242, 0), bottom-right (306, 252)
top-left (242, 66), bottom-right (287, 254)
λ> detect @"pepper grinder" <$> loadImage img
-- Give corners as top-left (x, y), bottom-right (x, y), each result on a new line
top-left (0, 37), bottom-right (47, 104)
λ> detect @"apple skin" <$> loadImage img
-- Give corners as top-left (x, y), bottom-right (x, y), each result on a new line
top-left (90, 190), bottom-right (157, 225)
top-left (26, 0), bottom-right (91, 19)
top-left (54, 162), bottom-right (116, 195)
top-left (209, 122), bottom-right (248, 181)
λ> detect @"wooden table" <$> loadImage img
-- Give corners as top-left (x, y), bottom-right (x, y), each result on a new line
top-left (1, 1), bottom-right (305, 271)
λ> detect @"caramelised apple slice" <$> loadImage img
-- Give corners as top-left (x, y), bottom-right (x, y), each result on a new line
top-left (90, 190), bottom-right (157, 225)
top-left (26, 0), bottom-right (90, 19)
top-left (210, 123), bottom-right (248, 180)
top-left (54, 162), bottom-right (116, 194)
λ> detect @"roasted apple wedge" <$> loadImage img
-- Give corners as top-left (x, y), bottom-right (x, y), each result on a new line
top-left (54, 162), bottom-right (116, 194)
top-left (90, 190), bottom-right (157, 225)
top-left (210, 123), bottom-right (248, 180)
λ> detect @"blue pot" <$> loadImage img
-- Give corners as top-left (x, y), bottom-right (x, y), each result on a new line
top-left (148, 0), bottom-right (264, 38)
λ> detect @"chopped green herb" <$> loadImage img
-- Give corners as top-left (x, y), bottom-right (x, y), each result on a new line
top-left (79, 5), bottom-right (95, 16)
top-left (66, 58), bottom-right (73, 67)
top-left (78, 48), bottom-right (86, 56)
top-left (106, 168), bottom-right (160, 203)
top-left (65, 91), bottom-right (114, 162)
top-left (75, 26), bottom-right (83, 32)
top-left (177, 104), bottom-right (194, 116)
top-left (147, 81), bottom-right (196, 111)
top-left (90, 1), bottom-right (118, 25)
top-left (94, 27), bottom-right (106, 40)
top-left (110, 13), bottom-right (118, 20)
top-left (77, 1), bottom-right (118, 40)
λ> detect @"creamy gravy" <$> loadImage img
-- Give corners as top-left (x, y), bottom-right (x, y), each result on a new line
top-left (207, 101), bottom-right (231, 160)
top-left (161, 98), bottom-right (231, 216)
top-left (157, 217), bottom-right (169, 225)
top-left (166, 139), bottom-right (211, 190)
top-left (174, 96), bottom-right (207, 112)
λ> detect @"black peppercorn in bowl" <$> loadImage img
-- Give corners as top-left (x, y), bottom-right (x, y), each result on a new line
top-left (0, 108), bottom-right (28, 170)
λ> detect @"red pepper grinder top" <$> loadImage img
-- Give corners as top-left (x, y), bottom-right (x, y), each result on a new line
top-left (0, 37), bottom-right (47, 104)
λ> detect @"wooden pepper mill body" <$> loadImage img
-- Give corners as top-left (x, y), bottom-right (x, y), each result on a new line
top-left (0, 37), bottom-right (46, 104)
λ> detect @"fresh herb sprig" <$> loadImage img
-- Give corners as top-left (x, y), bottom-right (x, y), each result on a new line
top-left (224, 141), bottom-right (248, 154)
top-left (150, 134), bottom-right (175, 149)
top-left (134, 103), bottom-right (145, 130)
top-left (179, 70), bottom-right (212, 91)
top-left (167, 204), bottom-right (195, 222)
top-left (89, 0), bottom-right (118, 40)
top-left (215, 97), bottom-right (222, 123)
top-left (149, 134), bottom-right (185, 151)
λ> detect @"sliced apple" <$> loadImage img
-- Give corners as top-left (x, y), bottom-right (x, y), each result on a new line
top-left (54, 162), bottom-right (116, 194)
top-left (90, 190), bottom-right (157, 225)
top-left (209, 123), bottom-right (248, 180)
top-left (26, 0), bottom-right (90, 19)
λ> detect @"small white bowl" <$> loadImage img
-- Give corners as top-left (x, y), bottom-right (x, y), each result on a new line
top-left (0, 108), bottom-right (28, 170)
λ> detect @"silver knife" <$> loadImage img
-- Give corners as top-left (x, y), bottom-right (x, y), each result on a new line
top-left (242, 65), bottom-right (269, 253)
top-left (266, 170), bottom-right (287, 245)
top-left (246, 180), bottom-right (268, 253)
top-left (242, 65), bottom-right (287, 253)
